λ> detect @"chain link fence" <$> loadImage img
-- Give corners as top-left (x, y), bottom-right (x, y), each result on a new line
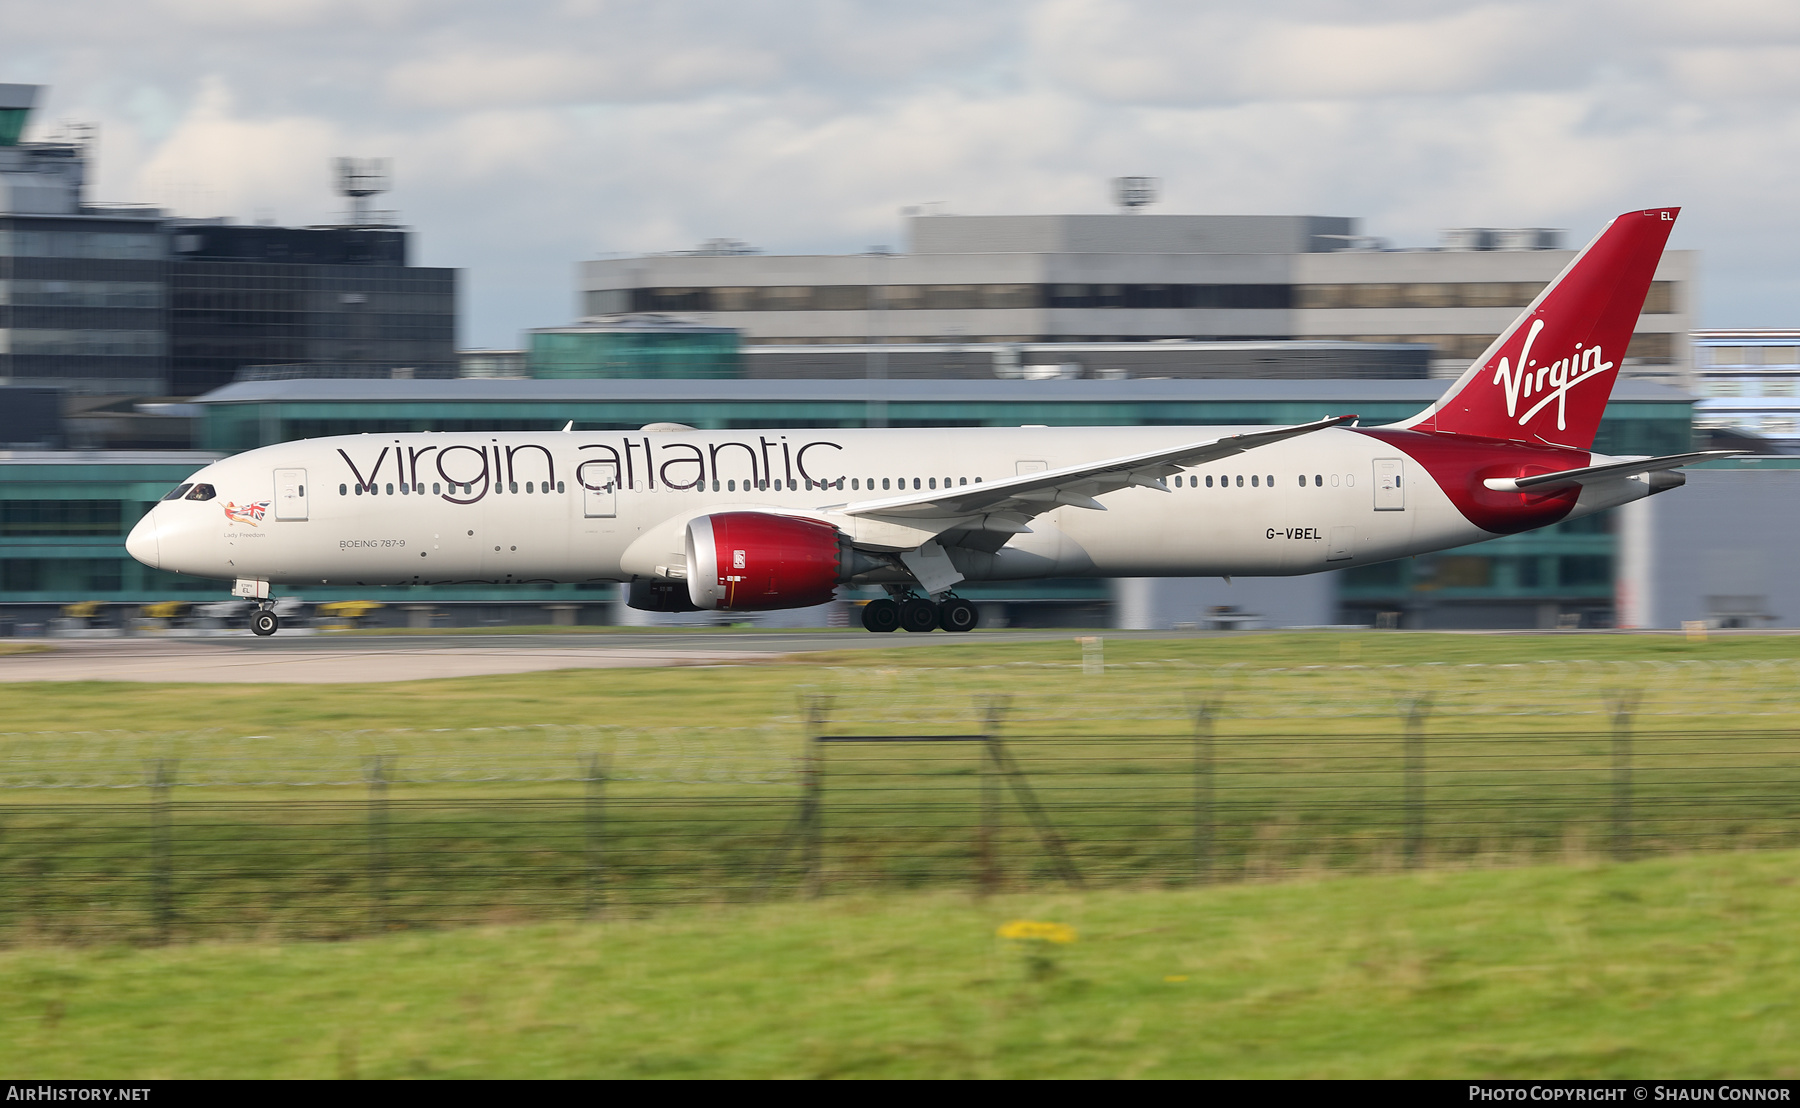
top-left (2, 659), bottom-right (1798, 945)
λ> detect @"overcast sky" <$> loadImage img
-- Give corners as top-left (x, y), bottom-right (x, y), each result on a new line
top-left (7, 0), bottom-right (1800, 347)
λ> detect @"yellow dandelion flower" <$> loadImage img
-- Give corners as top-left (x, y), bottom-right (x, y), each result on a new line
top-left (996, 919), bottom-right (1077, 944)
top-left (1164, 974), bottom-right (1189, 983)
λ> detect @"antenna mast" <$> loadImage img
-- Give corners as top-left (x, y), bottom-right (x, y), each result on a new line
top-left (334, 157), bottom-right (392, 226)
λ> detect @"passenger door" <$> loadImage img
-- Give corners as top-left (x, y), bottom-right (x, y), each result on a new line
top-left (580, 460), bottom-right (618, 519)
top-left (1372, 458), bottom-right (1405, 511)
top-left (274, 468), bottom-right (308, 521)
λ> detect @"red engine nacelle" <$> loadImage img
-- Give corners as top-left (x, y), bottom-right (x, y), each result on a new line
top-left (685, 512), bottom-right (846, 611)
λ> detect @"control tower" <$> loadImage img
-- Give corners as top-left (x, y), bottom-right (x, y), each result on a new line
top-left (0, 84), bottom-right (85, 215)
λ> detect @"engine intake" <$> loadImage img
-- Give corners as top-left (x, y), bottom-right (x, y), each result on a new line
top-left (686, 512), bottom-right (848, 611)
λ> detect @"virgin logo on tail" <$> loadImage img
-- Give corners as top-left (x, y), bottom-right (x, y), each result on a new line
top-left (1491, 319), bottom-right (1615, 432)
top-left (1399, 207), bottom-right (1677, 451)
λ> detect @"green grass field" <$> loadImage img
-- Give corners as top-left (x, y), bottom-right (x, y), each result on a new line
top-left (1, 849), bottom-right (1796, 1078)
top-left (3, 633), bottom-right (1799, 1076)
top-left (4, 632), bottom-right (1800, 944)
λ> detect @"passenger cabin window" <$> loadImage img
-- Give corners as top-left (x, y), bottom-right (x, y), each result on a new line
top-left (185, 484), bottom-right (216, 501)
top-left (163, 484), bottom-right (193, 501)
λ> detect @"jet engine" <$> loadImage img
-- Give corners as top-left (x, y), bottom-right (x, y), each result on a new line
top-left (686, 512), bottom-right (860, 611)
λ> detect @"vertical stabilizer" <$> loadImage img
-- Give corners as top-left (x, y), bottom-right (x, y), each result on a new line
top-left (1397, 207), bottom-right (1678, 449)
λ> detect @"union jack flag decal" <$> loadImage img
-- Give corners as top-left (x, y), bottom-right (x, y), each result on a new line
top-left (224, 500), bottom-right (269, 526)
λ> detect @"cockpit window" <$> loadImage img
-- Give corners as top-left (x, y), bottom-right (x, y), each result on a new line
top-left (184, 483), bottom-right (217, 501)
top-left (161, 484), bottom-right (194, 501)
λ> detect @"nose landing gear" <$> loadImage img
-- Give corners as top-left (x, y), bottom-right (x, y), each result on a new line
top-left (251, 604), bottom-right (280, 637)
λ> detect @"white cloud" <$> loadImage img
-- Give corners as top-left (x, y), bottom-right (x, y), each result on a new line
top-left (5, 0), bottom-right (1800, 344)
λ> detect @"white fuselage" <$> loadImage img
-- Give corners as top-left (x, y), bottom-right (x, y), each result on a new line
top-left (127, 425), bottom-right (1650, 591)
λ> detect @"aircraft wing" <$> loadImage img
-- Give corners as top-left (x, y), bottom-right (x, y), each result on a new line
top-left (1482, 450), bottom-right (1744, 492)
top-left (839, 414), bottom-right (1359, 526)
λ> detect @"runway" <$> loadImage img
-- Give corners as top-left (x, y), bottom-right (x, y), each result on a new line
top-left (0, 629), bottom-right (1090, 684)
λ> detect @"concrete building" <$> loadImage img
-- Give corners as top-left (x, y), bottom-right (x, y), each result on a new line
top-left (1617, 457), bottom-right (1800, 629)
top-left (582, 212), bottom-right (1695, 386)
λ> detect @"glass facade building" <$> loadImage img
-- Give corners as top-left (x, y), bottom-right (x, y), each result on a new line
top-left (0, 453), bottom-right (222, 619)
top-left (0, 214), bottom-right (171, 395)
top-left (527, 319), bottom-right (739, 380)
top-left (169, 224), bottom-right (457, 395)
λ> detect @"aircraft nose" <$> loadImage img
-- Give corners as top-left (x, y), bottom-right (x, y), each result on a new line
top-left (126, 512), bottom-right (161, 569)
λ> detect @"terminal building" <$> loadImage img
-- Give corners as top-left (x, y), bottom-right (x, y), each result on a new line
top-left (581, 211), bottom-right (1695, 386)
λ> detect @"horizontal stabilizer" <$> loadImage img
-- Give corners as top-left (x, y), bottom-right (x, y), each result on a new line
top-left (1481, 450), bottom-right (1743, 492)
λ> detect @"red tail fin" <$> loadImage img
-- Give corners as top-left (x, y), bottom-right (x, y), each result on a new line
top-left (1398, 207), bottom-right (1678, 448)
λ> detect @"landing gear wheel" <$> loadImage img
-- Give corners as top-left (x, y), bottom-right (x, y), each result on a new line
top-left (251, 609), bottom-right (279, 637)
top-left (861, 598), bottom-right (900, 633)
top-left (898, 598), bottom-right (939, 633)
top-left (938, 598), bottom-right (979, 633)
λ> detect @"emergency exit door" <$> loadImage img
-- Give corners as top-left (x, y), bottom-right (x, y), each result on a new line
top-left (1373, 458), bottom-right (1405, 511)
top-left (274, 468), bottom-right (308, 521)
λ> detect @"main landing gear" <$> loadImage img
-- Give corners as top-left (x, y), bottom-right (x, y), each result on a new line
top-left (860, 594), bottom-right (980, 634)
top-left (251, 603), bottom-right (280, 637)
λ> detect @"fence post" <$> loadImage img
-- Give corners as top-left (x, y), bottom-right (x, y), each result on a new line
top-left (1609, 692), bottom-right (1640, 862)
top-left (979, 717), bottom-right (1001, 898)
top-left (150, 758), bottom-right (174, 944)
top-left (583, 753), bottom-right (605, 918)
top-left (1192, 700), bottom-right (1218, 885)
top-left (1401, 695), bottom-right (1432, 869)
top-left (367, 755), bottom-right (388, 933)
top-left (802, 696), bottom-right (828, 899)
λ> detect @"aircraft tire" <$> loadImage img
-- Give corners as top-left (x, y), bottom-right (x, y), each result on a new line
top-left (938, 598), bottom-right (979, 633)
top-left (898, 598), bottom-right (939, 633)
top-left (252, 610), bottom-right (279, 637)
top-left (861, 599), bottom-right (901, 633)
